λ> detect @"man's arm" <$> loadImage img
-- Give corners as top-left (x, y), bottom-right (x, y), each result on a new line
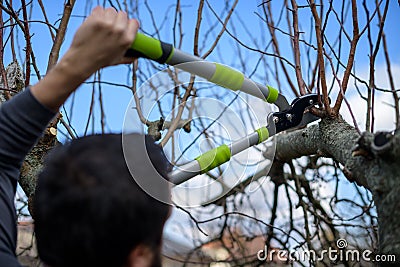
top-left (0, 6), bottom-right (138, 266)
top-left (0, 88), bottom-right (56, 267)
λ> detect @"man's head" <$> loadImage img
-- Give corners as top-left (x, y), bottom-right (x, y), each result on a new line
top-left (34, 133), bottom-right (171, 267)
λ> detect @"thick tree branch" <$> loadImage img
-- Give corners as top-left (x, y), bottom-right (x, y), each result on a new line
top-left (275, 118), bottom-right (371, 187)
top-left (275, 118), bottom-right (400, 257)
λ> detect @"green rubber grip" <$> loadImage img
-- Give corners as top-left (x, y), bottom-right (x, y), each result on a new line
top-left (266, 85), bottom-right (279, 103)
top-left (128, 33), bottom-right (174, 64)
top-left (255, 127), bottom-right (270, 144)
top-left (210, 63), bottom-right (244, 91)
top-left (195, 144), bottom-right (231, 174)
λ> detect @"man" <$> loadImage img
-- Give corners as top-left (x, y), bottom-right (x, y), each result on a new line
top-left (0, 6), bottom-right (171, 267)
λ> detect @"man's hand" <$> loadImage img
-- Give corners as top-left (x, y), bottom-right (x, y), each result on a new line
top-left (31, 6), bottom-right (139, 111)
top-left (67, 7), bottom-right (139, 78)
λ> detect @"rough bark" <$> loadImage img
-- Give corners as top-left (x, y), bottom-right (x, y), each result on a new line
top-left (275, 117), bottom-right (400, 258)
top-left (19, 126), bottom-right (59, 217)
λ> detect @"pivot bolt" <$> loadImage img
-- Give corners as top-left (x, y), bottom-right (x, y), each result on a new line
top-left (286, 113), bottom-right (293, 121)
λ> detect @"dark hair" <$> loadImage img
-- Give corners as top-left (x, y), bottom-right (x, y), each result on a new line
top-left (34, 133), bottom-right (171, 267)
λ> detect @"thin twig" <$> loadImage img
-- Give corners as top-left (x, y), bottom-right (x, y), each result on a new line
top-left (202, 0), bottom-right (238, 59)
top-left (21, 0), bottom-right (31, 87)
top-left (46, 0), bottom-right (76, 72)
top-left (310, 0), bottom-right (331, 115)
top-left (290, 0), bottom-right (306, 95)
top-left (332, 0), bottom-right (360, 115)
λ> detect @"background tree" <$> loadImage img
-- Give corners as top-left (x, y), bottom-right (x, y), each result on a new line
top-left (1, 0), bottom-right (399, 266)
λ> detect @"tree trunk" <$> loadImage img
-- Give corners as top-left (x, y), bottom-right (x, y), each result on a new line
top-left (0, 61), bottom-right (58, 217)
top-left (275, 117), bottom-right (400, 258)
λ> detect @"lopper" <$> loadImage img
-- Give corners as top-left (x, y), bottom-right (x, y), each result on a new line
top-left (126, 33), bottom-right (322, 185)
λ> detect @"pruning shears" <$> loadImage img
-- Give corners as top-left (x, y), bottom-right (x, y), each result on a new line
top-left (127, 33), bottom-right (321, 185)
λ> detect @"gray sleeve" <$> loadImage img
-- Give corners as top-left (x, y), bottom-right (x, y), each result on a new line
top-left (0, 88), bottom-right (56, 267)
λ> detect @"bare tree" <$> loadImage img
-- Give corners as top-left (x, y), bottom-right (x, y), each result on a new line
top-left (1, 0), bottom-right (399, 266)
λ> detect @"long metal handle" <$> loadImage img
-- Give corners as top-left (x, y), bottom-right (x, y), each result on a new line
top-left (127, 33), bottom-right (288, 107)
top-left (169, 117), bottom-right (276, 185)
top-left (126, 33), bottom-right (285, 184)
